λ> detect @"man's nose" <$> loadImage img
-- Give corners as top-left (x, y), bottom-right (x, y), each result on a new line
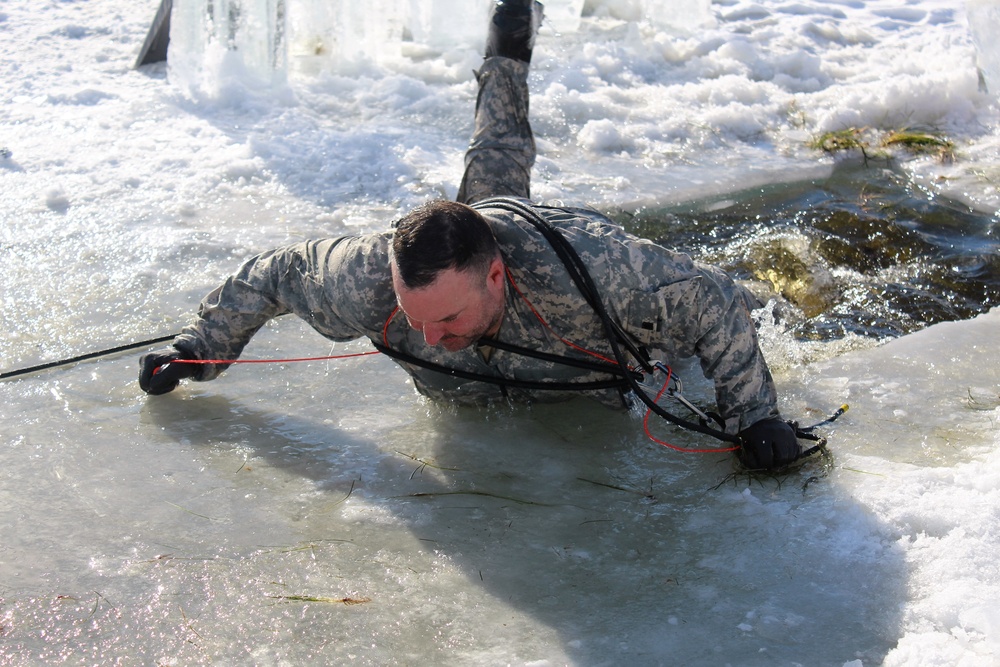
top-left (422, 322), bottom-right (445, 346)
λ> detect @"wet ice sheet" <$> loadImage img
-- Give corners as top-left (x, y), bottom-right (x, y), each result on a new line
top-left (2, 0), bottom-right (1000, 664)
top-left (2, 310), bottom-right (998, 665)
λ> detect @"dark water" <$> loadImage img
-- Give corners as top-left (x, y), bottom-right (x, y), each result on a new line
top-left (613, 165), bottom-right (1000, 341)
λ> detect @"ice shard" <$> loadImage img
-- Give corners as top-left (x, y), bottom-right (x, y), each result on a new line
top-left (408, 0), bottom-right (491, 50)
top-left (966, 0), bottom-right (1000, 95)
top-left (168, 0), bottom-right (287, 90)
top-left (543, 0), bottom-right (585, 33)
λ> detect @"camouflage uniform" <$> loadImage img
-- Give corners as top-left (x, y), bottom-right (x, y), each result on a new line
top-left (173, 57), bottom-right (779, 434)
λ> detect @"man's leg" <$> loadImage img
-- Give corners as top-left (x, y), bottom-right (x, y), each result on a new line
top-left (457, 1), bottom-right (543, 205)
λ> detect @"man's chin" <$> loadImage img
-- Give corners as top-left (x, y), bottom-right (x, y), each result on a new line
top-left (438, 337), bottom-right (477, 352)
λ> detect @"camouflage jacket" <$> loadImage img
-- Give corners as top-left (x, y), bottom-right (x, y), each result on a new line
top-left (174, 200), bottom-right (779, 433)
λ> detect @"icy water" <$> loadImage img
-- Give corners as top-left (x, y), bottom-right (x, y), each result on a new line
top-left (2, 169), bottom-right (997, 666)
top-left (621, 165), bottom-right (1000, 341)
top-left (3, 0), bottom-right (1000, 664)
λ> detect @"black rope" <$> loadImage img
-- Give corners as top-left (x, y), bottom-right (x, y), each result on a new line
top-left (478, 337), bottom-right (643, 380)
top-left (0, 334), bottom-right (177, 380)
top-left (474, 197), bottom-right (741, 444)
top-left (788, 405), bottom-right (848, 460)
top-left (476, 198), bottom-right (654, 373)
top-left (372, 341), bottom-right (633, 391)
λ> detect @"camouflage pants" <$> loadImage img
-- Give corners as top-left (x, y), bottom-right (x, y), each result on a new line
top-left (457, 57), bottom-right (536, 205)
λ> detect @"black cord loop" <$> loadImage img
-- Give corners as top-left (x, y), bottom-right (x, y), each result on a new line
top-left (473, 196), bottom-right (741, 444)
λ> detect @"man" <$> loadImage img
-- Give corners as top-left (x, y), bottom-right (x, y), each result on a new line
top-left (139, 0), bottom-right (801, 469)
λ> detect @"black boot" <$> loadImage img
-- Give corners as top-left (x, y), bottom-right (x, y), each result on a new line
top-left (484, 0), bottom-right (544, 64)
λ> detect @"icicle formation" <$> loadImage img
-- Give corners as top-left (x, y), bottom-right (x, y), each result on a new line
top-left (164, 0), bottom-right (720, 87)
top-left (168, 0), bottom-right (493, 85)
top-left (169, 0), bottom-right (288, 89)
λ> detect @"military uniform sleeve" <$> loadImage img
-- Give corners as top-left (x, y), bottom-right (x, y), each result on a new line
top-left (665, 266), bottom-right (778, 433)
top-left (618, 253), bottom-right (778, 433)
top-left (173, 236), bottom-right (393, 382)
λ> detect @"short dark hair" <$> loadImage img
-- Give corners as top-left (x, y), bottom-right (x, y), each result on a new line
top-left (392, 200), bottom-right (500, 288)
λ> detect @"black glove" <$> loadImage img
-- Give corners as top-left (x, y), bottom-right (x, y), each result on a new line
top-left (139, 347), bottom-right (198, 395)
top-left (737, 417), bottom-right (801, 470)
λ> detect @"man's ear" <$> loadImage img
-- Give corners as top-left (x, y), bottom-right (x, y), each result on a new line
top-left (486, 256), bottom-right (505, 292)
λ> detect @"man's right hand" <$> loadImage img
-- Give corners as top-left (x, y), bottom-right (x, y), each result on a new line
top-left (737, 417), bottom-right (801, 470)
top-left (139, 347), bottom-right (197, 395)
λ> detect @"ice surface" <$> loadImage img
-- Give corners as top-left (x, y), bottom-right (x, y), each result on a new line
top-left (2, 0), bottom-right (1000, 664)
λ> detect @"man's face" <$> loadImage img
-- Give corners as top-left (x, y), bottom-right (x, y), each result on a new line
top-left (391, 258), bottom-right (506, 352)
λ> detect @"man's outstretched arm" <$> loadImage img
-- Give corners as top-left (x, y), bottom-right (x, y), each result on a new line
top-left (138, 237), bottom-right (386, 394)
top-left (672, 266), bottom-right (801, 468)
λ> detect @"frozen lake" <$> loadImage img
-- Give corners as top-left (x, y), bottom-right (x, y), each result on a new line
top-left (2, 0), bottom-right (999, 664)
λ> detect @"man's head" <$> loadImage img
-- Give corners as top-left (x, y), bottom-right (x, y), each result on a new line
top-left (391, 200), bottom-right (506, 351)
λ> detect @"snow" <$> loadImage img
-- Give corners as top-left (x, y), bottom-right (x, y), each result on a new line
top-left (1, 0), bottom-right (999, 664)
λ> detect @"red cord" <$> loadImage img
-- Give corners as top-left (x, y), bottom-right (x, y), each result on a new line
top-left (504, 267), bottom-right (628, 369)
top-left (175, 283), bottom-right (734, 456)
top-left (642, 365), bottom-right (739, 454)
top-left (383, 305), bottom-right (399, 346)
top-left (168, 308), bottom-right (401, 367)
top-left (507, 269), bottom-right (732, 454)
top-left (173, 351), bottom-right (381, 365)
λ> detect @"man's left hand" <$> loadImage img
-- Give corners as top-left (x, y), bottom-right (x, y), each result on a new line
top-left (738, 418), bottom-right (801, 469)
